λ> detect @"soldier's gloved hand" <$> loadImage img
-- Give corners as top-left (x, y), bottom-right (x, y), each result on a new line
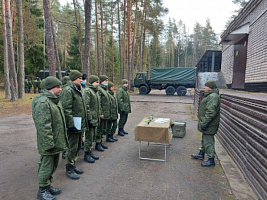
top-left (200, 125), bottom-right (207, 131)
top-left (68, 127), bottom-right (77, 132)
top-left (108, 118), bottom-right (113, 123)
top-left (121, 111), bottom-right (126, 115)
top-left (88, 120), bottom-right (93, 127)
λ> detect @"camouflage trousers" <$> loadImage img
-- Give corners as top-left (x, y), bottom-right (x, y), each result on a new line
top-left (65, 131), bottom-right (82, 166)
top-left (107, 119), bottom-right (118, 136)
top-left (84, 126), bottom-right (97, 152)
top-left (38, 154), bottom-right (60, 187)
top-left (200, 134), bottom-right (215, 158)
top-left (118, 113), bottom-right (128, 129)
top-left (96, 119), bottom-right (107, 143)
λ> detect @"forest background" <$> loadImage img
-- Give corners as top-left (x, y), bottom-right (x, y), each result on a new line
top-left (0, 0), bottom-right (247, 101)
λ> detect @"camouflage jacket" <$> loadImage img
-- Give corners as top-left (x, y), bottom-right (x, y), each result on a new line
top-left (32, 90), bottom-right (68, 155)
top-left (108, 91), bottom-right (118, 120)
top-left (82, 84), bottom-right (101, 126)
top-left (198, 89), bottom-right (220, 135)
top-left (116, 85), bottom-right (131, 114)
top-left (98, 84), bottom-right (111, 119)
top-left (33, 80), bottom-right (38, 88)
top-left (60, 82), bottom-right (88, 132)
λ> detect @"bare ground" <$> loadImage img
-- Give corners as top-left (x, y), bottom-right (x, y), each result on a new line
top-left (0, 90), bottom-right (235, 200)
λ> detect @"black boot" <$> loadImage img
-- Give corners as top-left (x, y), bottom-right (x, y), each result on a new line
top-left (201, 158), bottom-right (215, 167)
top-left (37, 186), bottom-right (55, 200)
top-left (106, 135), bottom-right (115, 142)
top-left (122, 129), bottom-right (128, 135)
top-left (73, 165), bottom-right (84, 174)
top-left (62, 151), bottom-right (66, 159)
top-left (111, 135), bottom-right (118, 141)
top-left (191, 151), bottom-right (205, 160)
top-left (66, 165), bottom-right (80, 180)
top-left (89, 151), bottom-right (99, 160)
top-left (101, 142), bottom-right (108, 149)
top-left (95, 143), bottom-right (104, 152)
top-left (84, 152), bottom-right (95, 163)
top-left (48, 185), bottom-right (61, 195)
top-left (118, 128), bottom-right (125, 136)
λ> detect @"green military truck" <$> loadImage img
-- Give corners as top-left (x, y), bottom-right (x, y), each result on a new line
top-left (132, 67), bottom-right (197, 96)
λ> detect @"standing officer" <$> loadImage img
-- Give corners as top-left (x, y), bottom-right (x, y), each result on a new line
top-left (32, 76), bottom-right (67, 200)
top-left (82, 75), bottom-right (101, 163)
top-left (95, 75), bottom-right (110, 151)
top-left (28, 78), bottom-right (33, 93)
top-left (60, 70), bottom-right (87, 179)
top-left (33, 78), bottom-right (38, 93)
top-left (191, 80), bottom-right (220, 167)
top-left (24, 77), bottom-right (29, 93)
top-left (37, 77), bottom-right (42, 93)
top-left (116, 79), bottom-right (131, 136)
top-left (106, 81), bottom-right (118, 142)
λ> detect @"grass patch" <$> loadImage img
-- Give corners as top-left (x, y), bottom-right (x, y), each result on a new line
top-left (0, 90), bottom-right (38, 116)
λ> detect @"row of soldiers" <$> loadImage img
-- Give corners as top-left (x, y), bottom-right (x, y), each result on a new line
top-left (25, 77), bottom-right (42, 93)
top-left (32, 70), bottom-right (131, 200)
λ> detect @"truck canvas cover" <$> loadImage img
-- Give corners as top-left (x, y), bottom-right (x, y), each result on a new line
top-left (150, 67), bottom-right (197, 85)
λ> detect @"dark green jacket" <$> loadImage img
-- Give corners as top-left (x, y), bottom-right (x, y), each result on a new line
top-left (60, 82), bottom-right (88, 132)
top-left (98, 84), bottom-right (111, 119)
top-left (32, 91), bottom-right (68, 155)
top-left (33, 80), bottom-right (38, 88)
top-left (198, 89), bottom-right (220, 135)
top-left (116, 85), bottom-right (131, 114)
top-left (83, 84), bottom-right (101, 126)
top-left (108, 91), bottom-right (118, 120)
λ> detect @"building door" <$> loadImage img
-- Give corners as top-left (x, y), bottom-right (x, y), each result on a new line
top-left (232, 36), bottom-right (248, 89)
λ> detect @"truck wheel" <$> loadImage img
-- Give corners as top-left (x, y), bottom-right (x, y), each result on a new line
top-left (166, 86), bottom-right (175, 95)
top-left (177, 86), bottom-right (187, 96)
top-left (139, 86), bottom-right (148, 95)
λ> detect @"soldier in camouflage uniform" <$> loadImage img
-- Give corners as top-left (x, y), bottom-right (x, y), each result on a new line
top-left (191, 80), bottom-right (220, 167)
top-left (33, 78), bottom-right (38, 93)
top-left (60, 70), bottom-right (88, 179)
top-left (116, 79), bottom-right (131, 136)
top-left (106, 81), bottom-right (118, 142)
top-left (32, 76), bottom-right (67, 200)
top-left (37, 77), bottom-right (42, 93)
top-left (95, 75), bottom-right (111, 151)
top-left (82, 75), bottom-right (101, 163)
top-left (24, 77), bottom-right (29, 93)
top-left (28, 78), bottom-right (33, 93)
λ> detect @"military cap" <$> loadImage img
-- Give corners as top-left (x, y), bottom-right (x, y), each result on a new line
top-left (62, 76), bottom-right (70, 85)
top-left (108, 81), bottom-right (114, 89)
top-left (82, 73), bottom-right (87, 80)
top-left (99, 75), bottom-right (108, 83)
top-left (44, 76), bottom-right (62, 90)
top-left (89, 75), bottom-right (99, 84)
top-left (205, 80), bottom-right (217, 89)
top-left (69, 70), bottom-right (83, 81)
top-left (122, 79), bottom-right (128, 85)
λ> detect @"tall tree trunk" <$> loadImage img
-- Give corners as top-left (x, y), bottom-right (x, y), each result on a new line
top-left (73, 0), bottom-right (84, 71)
top-left (17, 0), bottom-right (24, 98)
top-left (84, 0), bottom-right (92, 77)
top-left (122, 0), bottom-right (126, 79)
top-left (95, 0), bottom-right (100, 76)
top-left (100, 0), bottom-right (105, 74)
top-left (138, 0), bottom-right (146, 72)
top-left (127, 0), bottom-right (132, 83)
top-left (111, 5), bottom-right (114, 82)
top-left (43, 0), bottom-right (56, 76)
top-left (5, 0), bottom-right (18, 101)
top-left (131, 0), bottom-right (138, 74)
top-left (50, 17), bottom-right (62, 80)
top-left (1, 0), bottom-right (10, 99)
top-left (117, 0), bottom-right (122, 79)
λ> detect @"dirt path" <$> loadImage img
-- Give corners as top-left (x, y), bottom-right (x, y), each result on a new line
top-left (0, 90), bottom-right (235, 200)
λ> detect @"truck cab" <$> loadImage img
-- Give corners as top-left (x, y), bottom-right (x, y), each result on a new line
top-left (133, 72), bottom-right (151, 94)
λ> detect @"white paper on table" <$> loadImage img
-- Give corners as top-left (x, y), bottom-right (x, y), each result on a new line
top-left (154, 118), bottom-right (170, 123)
top-left (73, 117), bottom-right (82, 130)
